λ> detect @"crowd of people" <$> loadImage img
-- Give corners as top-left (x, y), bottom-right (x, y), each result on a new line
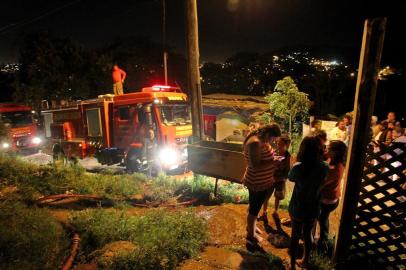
top-left (309, 111), bottom-right (404, 147)
top-left (372, 112), bottom-right (405, 144)
top-left (242, 119), bottom-right (362, 270)
top-left (240, 111), bottom-right (404, 269)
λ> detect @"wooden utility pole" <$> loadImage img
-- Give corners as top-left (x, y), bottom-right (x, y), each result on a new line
top-left (162, 0), bottom-right (168, 85)
top-left (334, 18), bottom-right (386, 265)
top-left (185, 0), bottom-right (204, 140)
top-left (164, 51), bottom-right (168, 85)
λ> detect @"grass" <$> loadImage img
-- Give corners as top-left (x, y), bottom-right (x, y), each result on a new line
top-left (308, 251), bottom-right (335, 270)
top-left (1, 152), bottom-right (254, 207)
top-left (149, 174), bottom-right (250, 204)
top-left (70, 208), bottom-right (208, 270)
top-left (277, 190), bottom-right (292, 210)
top-left (0, 153), bottom-right (144, 202)
top-left (0, 199), bottom-right (69, 270)
top-left (0, 154), bottom-right (250, 205)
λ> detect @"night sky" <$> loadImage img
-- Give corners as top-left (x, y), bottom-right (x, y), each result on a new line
top-left (0, 0), bottom-right (405, 64)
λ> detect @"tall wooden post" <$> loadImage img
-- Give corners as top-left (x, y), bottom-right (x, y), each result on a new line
top-left (164, 51), bottom-right (168, 85)
top-left (162, 0), bottom-right (168, 85)
top-left (185, 0), bottom-right (204, 140)
top-left (334, 18), bottom-right (386, 264)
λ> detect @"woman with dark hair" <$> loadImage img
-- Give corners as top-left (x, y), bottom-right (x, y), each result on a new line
top-left (242, 124), bottom-right (281, 251)
top-left (317, 140), bottom-right (347, 252)
top-left (288, 136), bottom-right (329, 269)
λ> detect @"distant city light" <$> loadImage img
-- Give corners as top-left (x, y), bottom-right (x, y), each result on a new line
top-left (378, 66), bottom-right (396, 80)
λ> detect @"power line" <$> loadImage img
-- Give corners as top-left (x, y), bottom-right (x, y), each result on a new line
top-left (0, 0), bottom-right (82, 36)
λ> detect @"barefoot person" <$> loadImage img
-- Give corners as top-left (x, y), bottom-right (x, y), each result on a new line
top-left (242, 124), bottom-right (281, 251)
top-left (112, 64), bottom-right (127, 95)
top-left (260, 135), bottom-right (291, 224)
top-left (288, 136), bottom-right (329, 269)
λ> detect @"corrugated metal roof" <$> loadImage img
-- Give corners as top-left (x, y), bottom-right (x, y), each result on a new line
top-left (202, 93), bottom-right (269, 112)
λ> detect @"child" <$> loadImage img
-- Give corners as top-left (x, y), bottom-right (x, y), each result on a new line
top-left (288, 136), bottom-right (329, 270)
top-left (317, 140), bottom-right (347, 251)
top-left (260, 135), bottom-right (291, 223)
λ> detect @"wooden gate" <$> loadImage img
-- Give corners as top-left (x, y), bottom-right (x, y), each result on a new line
top-left (349, 142), bottom-right (405, 269)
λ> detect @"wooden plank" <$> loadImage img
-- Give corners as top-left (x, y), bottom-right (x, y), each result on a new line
top-left (187, 143), bottom-right (245, 183)
top-left (334, 18), bottom-right (387, 264)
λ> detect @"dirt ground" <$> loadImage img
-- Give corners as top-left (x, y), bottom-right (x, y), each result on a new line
top-left (181, 204), bottom-right (293, 270)
top-left (51, 203), bottom-right (296, 270)
top-left (19, 151), bottom-right (340, 269)
top-left (48, 188), bottom-right (341, 270)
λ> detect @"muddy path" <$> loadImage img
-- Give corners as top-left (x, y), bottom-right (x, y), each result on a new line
top-left (49, 203), bottom-right (293, 270)
top-left (181, 204), bottom-right (292, 270)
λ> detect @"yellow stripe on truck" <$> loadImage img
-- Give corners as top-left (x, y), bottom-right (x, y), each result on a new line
top-left (176, 130), bottom-right (193, 136)
top-left (175, 125), bottom-right (192, 131)
top-left (167, 96), bottom-right (184, 101)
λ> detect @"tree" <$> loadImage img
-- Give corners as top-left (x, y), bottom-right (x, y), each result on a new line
top-left (14, 33), bottom-right (188, 112)
top-left (14, 32), bottom-right (94, 112)
top-left (264, 76), bottom-right (311, 136)
top-left (100, 36), bottom-right (187, 93)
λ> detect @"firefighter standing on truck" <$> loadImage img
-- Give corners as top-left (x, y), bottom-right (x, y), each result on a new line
top-left (112, 64), bottom-right (126, 95)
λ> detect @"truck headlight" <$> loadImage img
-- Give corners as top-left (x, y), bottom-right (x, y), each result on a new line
top-left (32, 137), bottom-right (42, 145)
top-left (2, 142), bottom-right (10, 149)
top-left (159, 148), bottom-right (178, 166)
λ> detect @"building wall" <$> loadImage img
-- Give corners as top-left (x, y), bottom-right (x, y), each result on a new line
top-left (216, 117), bottom-right (247, 142)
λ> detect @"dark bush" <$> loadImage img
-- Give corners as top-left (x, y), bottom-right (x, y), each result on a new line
top-left (0, 200), bottom-right (69, 270)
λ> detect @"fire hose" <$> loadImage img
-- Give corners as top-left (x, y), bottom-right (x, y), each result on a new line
top-left (131, 197), bottom-right (198, 208)
top-left (39, 195), bottom-right (197, 270)
top-left (37, 194), bottom-right (105, 205)
top-left (37, 194), bottom-right (198, 207)
top-left (61, 233), bottom-right (80, 270)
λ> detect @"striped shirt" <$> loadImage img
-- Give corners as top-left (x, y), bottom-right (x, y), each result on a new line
top-left (242, 139), bottom-right (276, 191)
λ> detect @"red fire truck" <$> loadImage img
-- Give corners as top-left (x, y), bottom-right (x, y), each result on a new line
top-left (41, 85), bottom-right (192, 172)
top-left (0, 103), bottom-right (42, 152)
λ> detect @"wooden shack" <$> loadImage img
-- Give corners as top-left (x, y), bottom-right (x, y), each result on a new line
top-left (202, 94), bottom-right (269, 141)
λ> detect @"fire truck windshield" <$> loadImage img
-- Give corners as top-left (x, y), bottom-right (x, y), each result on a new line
top-left (158, 104), bottom-right (191, 126)
top-left (0, 111), bottom-right (33, 127)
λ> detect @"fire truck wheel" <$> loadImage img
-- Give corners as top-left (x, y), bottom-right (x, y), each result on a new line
top-left (126, 149), bottom-right (142, 173)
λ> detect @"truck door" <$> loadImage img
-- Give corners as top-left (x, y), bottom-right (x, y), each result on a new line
top-left (113, 105), bottom-right (138, 150)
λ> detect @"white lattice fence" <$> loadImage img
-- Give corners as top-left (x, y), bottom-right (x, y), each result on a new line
top-left (350, 142), bottom-right (406, 269)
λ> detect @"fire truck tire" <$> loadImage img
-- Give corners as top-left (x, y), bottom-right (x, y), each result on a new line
top-left (52, 144), bottom-right (65, 162)
top-left (126, 149), bottom-right (142, 173)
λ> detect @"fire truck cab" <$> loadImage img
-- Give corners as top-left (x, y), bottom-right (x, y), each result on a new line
top-left (42, 85), bottom-right (192, 172)
top-left (0, 103), bottom-right (42, 152)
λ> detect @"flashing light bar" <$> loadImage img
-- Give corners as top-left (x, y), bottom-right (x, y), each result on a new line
top-left (142, 85), bottom-right (182, 93)
top-left (152, 85), bottom-right (172, 91)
